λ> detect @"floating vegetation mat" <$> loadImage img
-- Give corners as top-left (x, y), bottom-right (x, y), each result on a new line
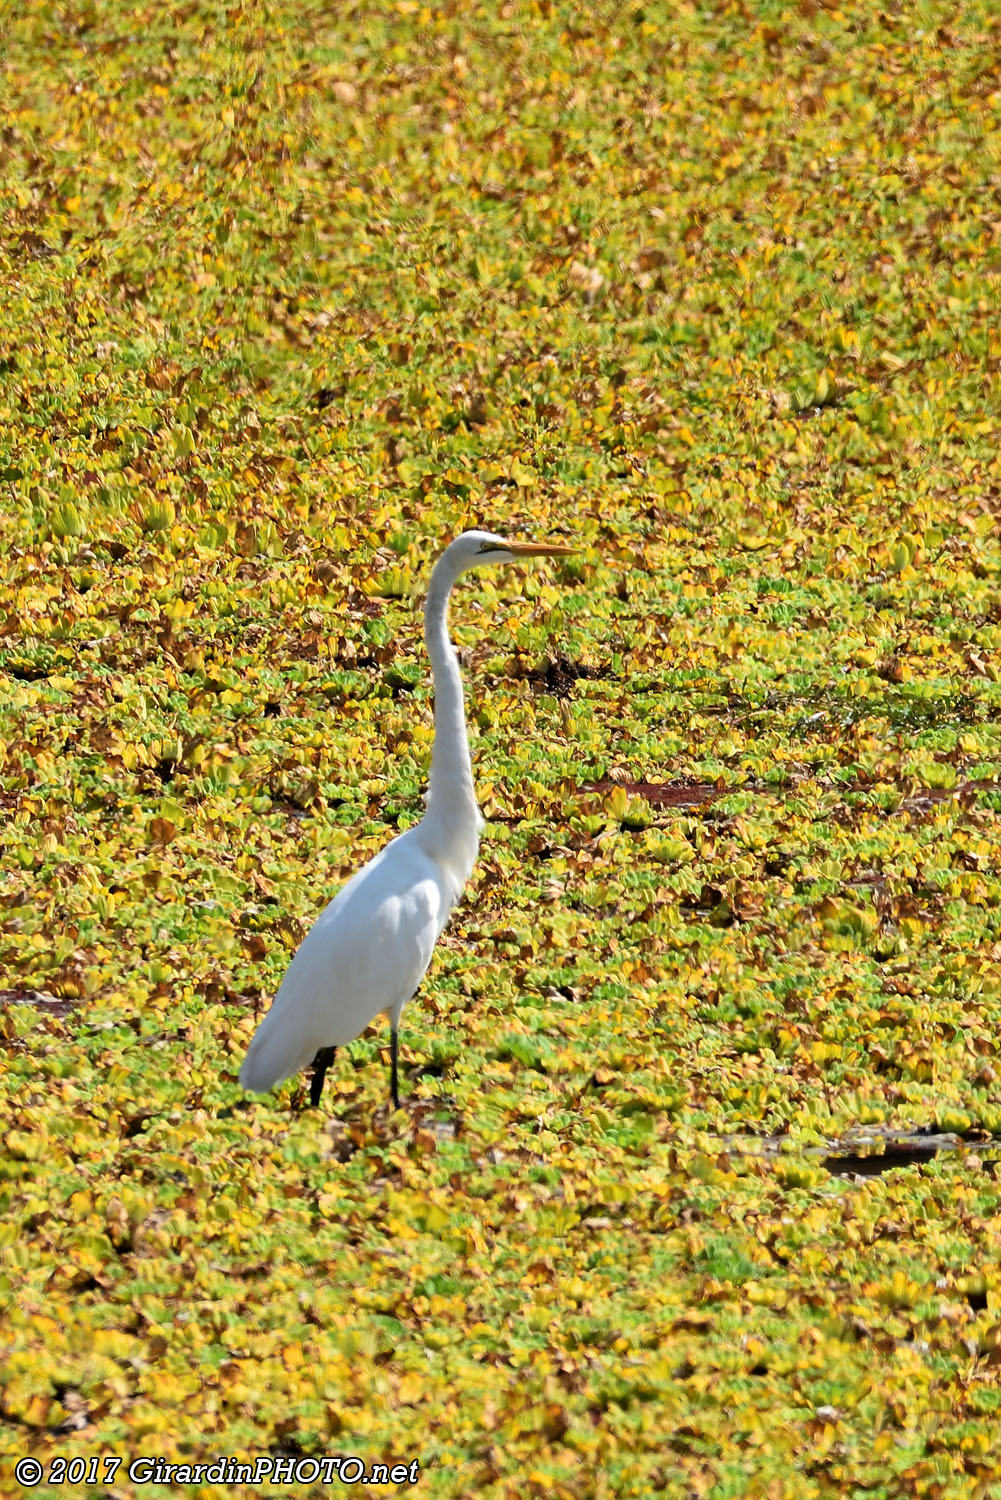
top-left (2, 0), bottom-right (1001, 1494)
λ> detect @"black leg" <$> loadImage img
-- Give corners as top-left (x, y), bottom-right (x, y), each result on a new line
top-left (390, 1027), bottom-right (400, 1110)
top-left (310, 1046), bottom-right (336, 1107)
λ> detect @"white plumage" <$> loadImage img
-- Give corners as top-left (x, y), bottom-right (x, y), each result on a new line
top-left (238, 529), bottom-right (573, 1109)
top-left (239, 834), bottom-right (450, 1092)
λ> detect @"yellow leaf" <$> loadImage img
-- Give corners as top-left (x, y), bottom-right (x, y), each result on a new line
top-left (423, 1203), bottom-right (450, 1232)
top-left (397, 1372), bottom-right (425, 1404)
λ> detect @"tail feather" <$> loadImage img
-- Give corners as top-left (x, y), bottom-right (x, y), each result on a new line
top-left (239, 1012), bottom-right (316, 1094)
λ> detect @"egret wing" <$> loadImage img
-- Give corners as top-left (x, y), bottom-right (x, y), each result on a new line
top-left (239, 831), bottom-right (447, 1093)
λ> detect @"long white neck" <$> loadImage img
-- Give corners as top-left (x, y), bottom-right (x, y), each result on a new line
top-left (422, 553), bottom-right (482, 842)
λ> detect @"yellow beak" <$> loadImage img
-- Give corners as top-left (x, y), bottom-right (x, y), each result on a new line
top-left (504, 540), bottom-right (576, 557)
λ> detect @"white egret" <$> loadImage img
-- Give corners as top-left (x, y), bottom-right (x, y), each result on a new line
top-left (239, 530), bottom-right (574, 1110)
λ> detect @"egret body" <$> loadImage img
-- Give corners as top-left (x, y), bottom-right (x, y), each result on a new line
top-left (239, 530), bottom-right (573, 1109)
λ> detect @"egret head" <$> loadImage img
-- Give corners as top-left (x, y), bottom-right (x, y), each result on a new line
top-left (447, 529), bottom-right (576, 572)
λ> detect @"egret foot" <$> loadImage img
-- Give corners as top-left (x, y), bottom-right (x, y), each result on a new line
top-left (310, 1046), bottom-right (336, 1107)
